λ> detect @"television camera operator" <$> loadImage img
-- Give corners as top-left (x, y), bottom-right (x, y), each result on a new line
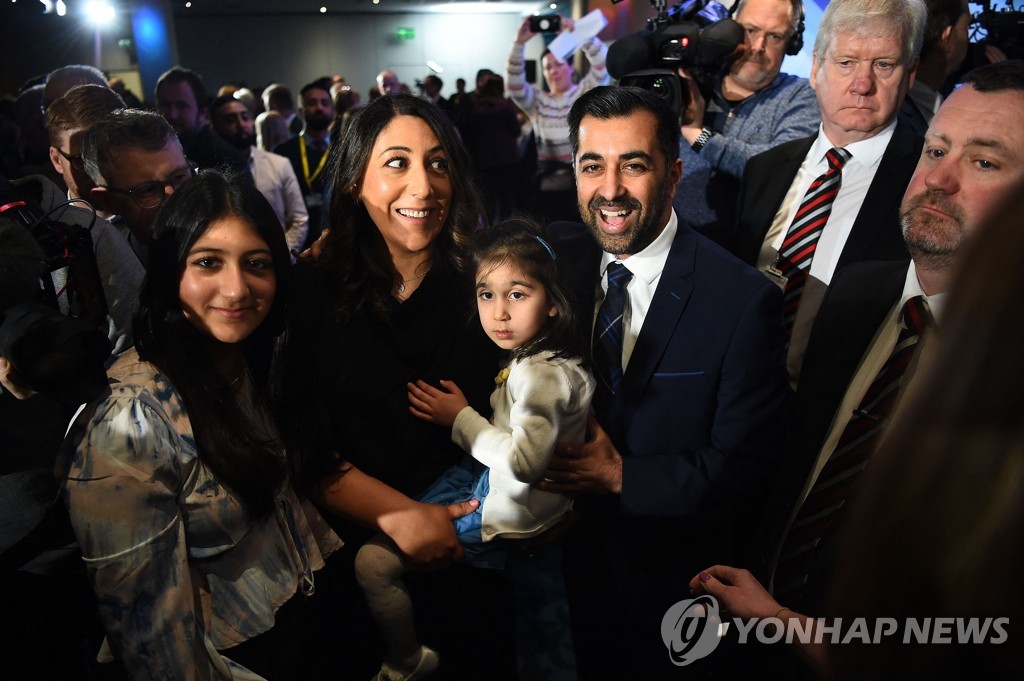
top-left (0, 193), bottom-right (115, 678)
top-left (674, 0), bottom-right (820, 242)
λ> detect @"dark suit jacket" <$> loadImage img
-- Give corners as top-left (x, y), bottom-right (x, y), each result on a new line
top-left (731, 121), bottom-right (921, 269)
top-left (273, 135), bottom-right (329, 196)
top-left (897, 95), bottom-right (930, 138)
top-left (182, 125), bottom-right (249, 173)
top-left (752, 260), bottom-right (908, 612)
top-left (552, 220), bottom-right (791, 678)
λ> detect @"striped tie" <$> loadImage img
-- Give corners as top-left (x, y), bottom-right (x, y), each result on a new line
top-left (778, 147), bottom-right (852, 340)
top-left (593, 262), bottom-right (633, 409)
top-left (773, 296), bottom-right (930, 606)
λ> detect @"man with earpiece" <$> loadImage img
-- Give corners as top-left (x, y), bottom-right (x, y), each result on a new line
top-left (674, 0), bottom-right (819, 244)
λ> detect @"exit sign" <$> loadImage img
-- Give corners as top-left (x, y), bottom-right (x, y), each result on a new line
top-left (397, 27), bottom-right (415, 40)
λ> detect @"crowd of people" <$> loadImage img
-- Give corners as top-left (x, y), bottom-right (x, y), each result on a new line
top-left (1, 0), bottom-right (1022, 679)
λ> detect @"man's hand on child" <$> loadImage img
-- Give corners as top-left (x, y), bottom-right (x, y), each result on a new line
top-left (407, 379), bottom-right (469, 427)
top-left (536, 411), bottom-right (623, 495)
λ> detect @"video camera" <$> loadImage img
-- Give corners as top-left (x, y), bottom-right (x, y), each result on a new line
top-left (0, 173), bottom-right (112, 404)
top-left (607, 0), bottom-right (744, 116)
top-left (973, 1), bottom-right (1024, 59)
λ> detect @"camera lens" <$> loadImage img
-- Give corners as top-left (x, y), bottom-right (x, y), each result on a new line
top-left (539, 18), bottom-right (552, 31)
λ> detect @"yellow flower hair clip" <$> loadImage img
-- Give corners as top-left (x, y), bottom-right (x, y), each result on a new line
top-left (495, 367), bottom-right (511, 385)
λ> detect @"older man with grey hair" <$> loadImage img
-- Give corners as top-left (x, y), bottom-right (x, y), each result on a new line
top-left (733, 0), bottom-right (927, 386)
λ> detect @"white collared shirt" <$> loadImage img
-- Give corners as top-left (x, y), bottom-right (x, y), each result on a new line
top-left (595, 210), bottom-right (678, 371)
top-left (758, 120), bottom-right (897, 284)
top-left (757, 120), bottom-right (898, 384)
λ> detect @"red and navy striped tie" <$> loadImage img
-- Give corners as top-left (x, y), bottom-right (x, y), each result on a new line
top-left (773, 296), bottom-right (930, 606)
top-left (778, 147), bottom-right (853, 340)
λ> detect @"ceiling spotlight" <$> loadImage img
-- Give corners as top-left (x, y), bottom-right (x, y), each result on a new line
top-left (320, 6), bottom-right (326, 12)
top-left (186, 1), bottom-right (192, 7)
top-left (550, 3), bottom-right (557, 8)
top-left (56, 0), bottom-right (65, 15)
top-left (372, 0), bottom-right (380, 4)
top-left (84, 1), bottom-right (116, 26)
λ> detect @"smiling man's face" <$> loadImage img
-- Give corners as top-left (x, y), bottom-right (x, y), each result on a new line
top-left (574, 109), bottom-right (682, 257)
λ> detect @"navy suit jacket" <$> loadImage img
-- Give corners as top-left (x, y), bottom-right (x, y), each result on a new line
top-left (551, 219), bottom-right (791, 679)
top-left (553, 220), bottom-right (791, 530)
top-left (731, 121), bottom-right (921, 269)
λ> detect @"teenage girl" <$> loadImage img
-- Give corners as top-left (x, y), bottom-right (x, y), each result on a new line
top-left (61, 171), bottom-right (341, 680)
top-left (354, 218), bottom-right (595, 681)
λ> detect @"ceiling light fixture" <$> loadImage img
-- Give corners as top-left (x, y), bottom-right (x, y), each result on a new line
top-left (84, 0), bottom-right (116, 26)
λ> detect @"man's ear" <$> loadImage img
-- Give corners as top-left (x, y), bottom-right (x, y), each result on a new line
top-left (87, 186), bottom-right (114, 213)
top-left (48, 146), bottom-right (63, 177)
top-left (667, 158), bottom-right (683, 202)
top-left (939, 24), bottom-right (954, 54)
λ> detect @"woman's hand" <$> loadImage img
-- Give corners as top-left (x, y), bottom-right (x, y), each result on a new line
top-left (407, 379), bottom-right (468, 427)
top-left (380, 499), bottom-right (479, 569)
top-left (316, 463), bottom-right (474, 569)
top-left (515, 17), bottom-right (536, 45)
top-left (688, 565), bottom-right (781, 620)
top-left (297, 228), bottom-right (330, 262)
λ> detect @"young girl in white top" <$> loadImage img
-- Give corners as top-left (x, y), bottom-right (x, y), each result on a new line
top-left (355, 218), bottom-right (595, 681)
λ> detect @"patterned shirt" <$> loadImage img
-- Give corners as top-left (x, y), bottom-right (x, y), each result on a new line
top-left (60, 348), bottom-right (342, 680)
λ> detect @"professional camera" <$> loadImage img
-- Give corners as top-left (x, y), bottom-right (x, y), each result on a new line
top-left (607, 0), bottom-right (744, 116)
top-left (0, 174), bottom-right (112, 404)
top-left (973, 1), bottom-right (1023, 59)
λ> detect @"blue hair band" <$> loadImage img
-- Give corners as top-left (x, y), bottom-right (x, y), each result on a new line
top-left (536, 236), bottom-right (557, 262)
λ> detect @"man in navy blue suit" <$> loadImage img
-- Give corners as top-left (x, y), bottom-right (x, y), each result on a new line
top-left (537, 86), bottom-right (790, 678)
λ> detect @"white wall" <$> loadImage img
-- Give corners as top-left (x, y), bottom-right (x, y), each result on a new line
top-left (174, 12), bottom-right (542, 100)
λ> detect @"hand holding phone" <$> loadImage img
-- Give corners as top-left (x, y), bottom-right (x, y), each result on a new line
top-left (529, 15), bottom-right (562, 33)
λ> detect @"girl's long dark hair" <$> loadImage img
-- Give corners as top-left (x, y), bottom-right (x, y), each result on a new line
top-left (469, 217), bottom-right (585, 364)
top-left (319, 94), bottom-right (483, 323)
top-left (134, 170), bottom-right (292, 519)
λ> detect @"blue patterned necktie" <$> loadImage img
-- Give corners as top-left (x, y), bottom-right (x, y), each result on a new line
top-left (593, 262), bottom-right (633, 406)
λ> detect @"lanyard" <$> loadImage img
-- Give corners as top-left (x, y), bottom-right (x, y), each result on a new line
top-left (299, 134), bottom-right (329, 187)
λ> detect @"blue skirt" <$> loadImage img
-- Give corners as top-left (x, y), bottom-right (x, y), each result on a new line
top-left (417, 456), bottom-right (506, 569)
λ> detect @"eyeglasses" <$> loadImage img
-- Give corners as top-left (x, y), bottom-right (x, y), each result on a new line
top-left (100, 164), bottom-right (198, 209)
top-left (55, 147), bottom-right (87, 172)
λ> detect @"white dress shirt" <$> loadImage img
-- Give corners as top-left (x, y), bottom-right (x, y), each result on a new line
top-left (595, 210), bottom-right (678, 371)
top-left (757, 120), bottom-right (898, 383)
